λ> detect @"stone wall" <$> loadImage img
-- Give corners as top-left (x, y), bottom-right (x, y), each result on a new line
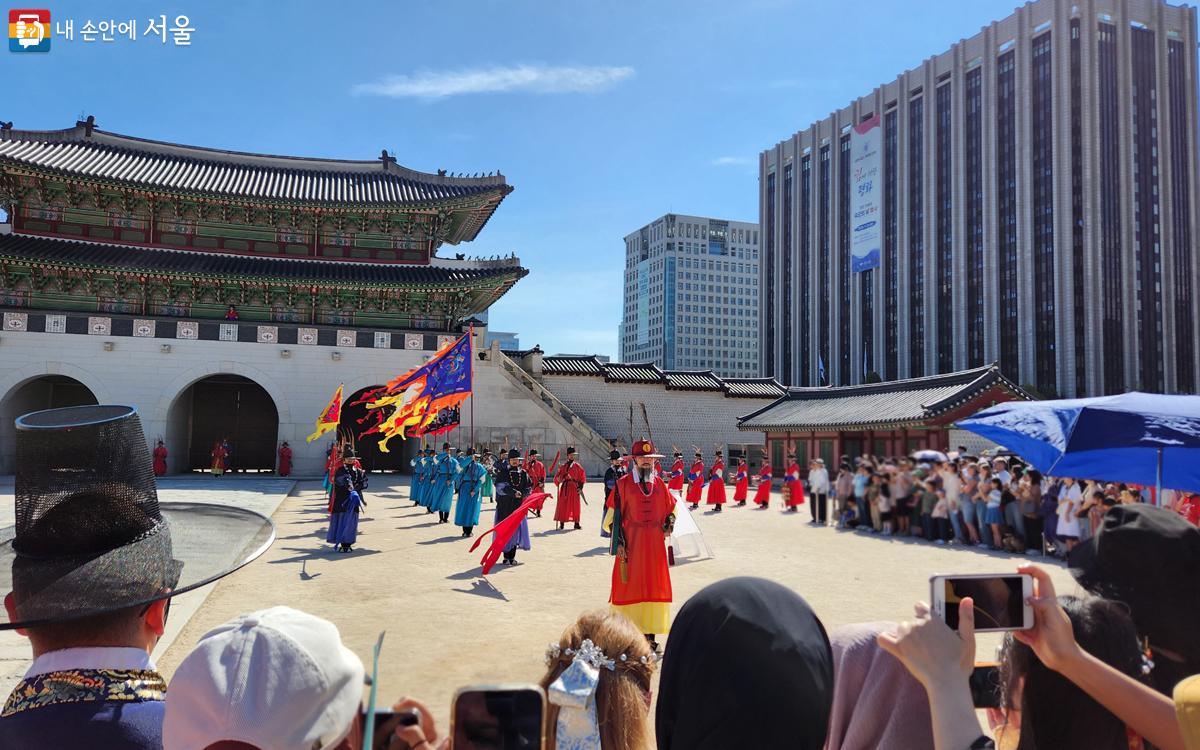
top-left (540, 374), bottom-right (774, 458)
top-left (0, 330), bottom-right (610, 476)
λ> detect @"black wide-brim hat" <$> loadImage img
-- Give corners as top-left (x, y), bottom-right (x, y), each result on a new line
top-left (0, 405), bottom-right (275, 630)
top-left (1068, 504), bottom-right (1200, 662)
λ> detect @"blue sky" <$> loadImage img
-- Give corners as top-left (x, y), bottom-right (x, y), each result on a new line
top-left (13, 0), bottom-right (1023, 358)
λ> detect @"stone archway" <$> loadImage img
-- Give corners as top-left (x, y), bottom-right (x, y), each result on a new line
top-left (165, 375), bottom-right (280, 473)
top-left (0, 375), bottom-right (100, 474)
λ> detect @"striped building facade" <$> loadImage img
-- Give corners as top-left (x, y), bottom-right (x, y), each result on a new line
top-left (760, 0), bottom-right (1200, 397)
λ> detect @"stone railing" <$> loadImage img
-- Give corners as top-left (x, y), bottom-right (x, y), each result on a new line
top-left (496, 352), bottom-right (613, 459)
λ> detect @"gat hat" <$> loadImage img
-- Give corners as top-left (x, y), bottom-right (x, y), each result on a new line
top-left (673, 452), bottom-right (682, 458)
top-left (341, 446), bottom-right (357, 460)
top-left (163, 606), bottom-right (364, 750)
top-left (609, 450), bottom-right (622, 461)
top-left (465, 448), bottom-right (476, 456)
top-left (507, 449), bottom-right (522, 460)
top-left (566, 446), bottom-right (577, 455)
top-left (631, 440), bottom-right (664, 459)
top-left (442, 442), bottom-right (451, 450)
top-left (529, 449), bottom-right (539, 457)
top-left (1068, 504), bottom-right (1200, 665)
top-left (1, 405), bottom-right (274, 630)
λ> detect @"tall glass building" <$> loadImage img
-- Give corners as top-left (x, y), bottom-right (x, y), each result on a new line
top-left (760, 0), bottom-right (1200, 396)
top-left (621, 213), bottom-right (760, 376)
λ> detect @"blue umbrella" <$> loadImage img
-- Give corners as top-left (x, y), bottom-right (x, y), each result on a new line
top-left (957, 392), bottom-right (1200, 501)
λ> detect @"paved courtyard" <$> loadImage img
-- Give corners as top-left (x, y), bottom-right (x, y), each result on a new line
top-left (23, 476), bottom-right (1074, 730)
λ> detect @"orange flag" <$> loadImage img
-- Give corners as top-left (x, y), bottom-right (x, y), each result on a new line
top-left (306, 383), bottom-right (344, 443)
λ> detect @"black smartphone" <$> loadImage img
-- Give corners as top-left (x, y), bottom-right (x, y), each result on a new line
top-left (451, 684), bottom-right (546, 750)
top-left (970, 663), bottom-right (1003, 708)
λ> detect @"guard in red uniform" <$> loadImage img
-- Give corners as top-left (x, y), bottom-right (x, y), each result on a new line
top-left (685, 452), bottom-right (705, 510)
top-left (784, 453), bottom-right (806, 512)
top-left (706, 450), bottom-right (727, 511)
top-left (277, 441), bottom-right (293, 477)
top-left (732, 457), bottom-right (749, 506)
top-left (607, 439), bottom-right (675, 650)
top-left (153, 440), bottom-right (168, 476)
top-left (668, 451), bottom-right (686, 493)
top-left (526, 449), bottom-right (547, 518)
top-left (753, 461), bottom-right (773, 508)
top-left (554, 446), bottom-right (586, 529)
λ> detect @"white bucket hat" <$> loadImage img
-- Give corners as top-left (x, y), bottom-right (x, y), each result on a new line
top-left (164, 606), bottom-right (365, 750)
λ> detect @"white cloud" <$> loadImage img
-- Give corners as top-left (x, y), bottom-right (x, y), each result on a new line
top-left (352, 64), bottom-right (635, 99)
top-left (711, 156), bottom-right (751, 167)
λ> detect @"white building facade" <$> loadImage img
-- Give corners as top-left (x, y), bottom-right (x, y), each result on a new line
top-left (620, 214), bottom-right (761, 377)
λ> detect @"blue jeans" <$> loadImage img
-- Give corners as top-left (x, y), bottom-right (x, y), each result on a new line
top-left (974, 500), bottom-right (994, 546)
top-left (1004, 503), bottom-right (1026, 540)
top-left (949, 510), bottom-right (966, 542)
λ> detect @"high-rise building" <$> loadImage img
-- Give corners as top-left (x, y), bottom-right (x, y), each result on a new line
top-left (620, 213), bottom-right (760, 376)
top-left (760, 0), bottom-right (1200, 397)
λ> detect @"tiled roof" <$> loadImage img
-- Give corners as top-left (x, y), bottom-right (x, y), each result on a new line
top-left (737, 365), bottom-right (1031, 431)
top-left (603, 362), bottom-right (663, 384)
top-left (541, 355), bottom-right (605, 375)
top-left (0, 123), bottom-right (510, 207)
top-left (539, 356), bottom-right (786, 399)
top-left (722, 378), bottom-right (788, 398)
top-left (664, 371), bottom-right (724, 391)
top-left (0, 232), bottom-right (527, 287)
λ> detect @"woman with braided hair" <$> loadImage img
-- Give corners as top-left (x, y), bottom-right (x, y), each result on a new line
top-left (540, 610), bottom-right (657, 750)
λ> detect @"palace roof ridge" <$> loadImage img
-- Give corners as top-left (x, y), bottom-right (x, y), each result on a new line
top-left (0, 121), bottom-right (509, 188)
top-left (539, 355), bottom-right (786, 397)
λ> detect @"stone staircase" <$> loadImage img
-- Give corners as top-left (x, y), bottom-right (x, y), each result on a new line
top-left (494, 351), bottom-right (613, 469)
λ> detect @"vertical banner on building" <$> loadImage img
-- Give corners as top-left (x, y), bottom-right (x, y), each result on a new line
top-left (850, 115), bottom-right (882, 272)
top-left (636, 259), bottom-right (650, 346)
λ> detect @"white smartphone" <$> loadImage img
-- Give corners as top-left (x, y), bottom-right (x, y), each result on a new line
top-left (930, 573), bottom-right (1034, 632)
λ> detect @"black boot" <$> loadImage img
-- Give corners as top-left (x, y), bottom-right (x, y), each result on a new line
top-left (715, 505), bottom-right (722, 513)
top-left (465, 526), bottom-right (474, 537)
top-left (574, 522), bottom-right (581, 530)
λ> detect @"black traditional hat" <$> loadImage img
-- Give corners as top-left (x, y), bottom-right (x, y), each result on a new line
top-left (528, 449), bottom-right (539, 457)
top-left (341, 446), bottom-right (357, 460)
top-left (1068, 504), bottom-right (1200, 666)
top-left (566, 447), bottom-right (577, 455)
top-left (609, 450), bottom-right (622, 461)
top-left (0, 405), bottom-right (275, 630)
top-left (507, 449), bottom-right (522, 460)
top-left (442, 442), bottom-right (451, 450)
top-left (465, 448), bottom-right (476, 456)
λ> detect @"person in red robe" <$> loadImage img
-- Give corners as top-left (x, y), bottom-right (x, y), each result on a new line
top-left (278, 441), bottom-right (293, 477)
top-left (553, 446), bottom-right (586, 530)
top-left (606, 439), bottom-right (675, 649)
top-left (667, 451), bottom-right (686, 494)
top-left (526, 449), bottom-right (547, 517)
top-left (784, 453), bottom-right (806, 512)
top-left (705, 450), bottom-right (727, 511)
top-left (685, 452), bottom-right (705, 510)
top-left (153, 440), bottom-right (168, 477)
top-left (210, 440), bottom-right (227, 477)
top-left (732, 458), bottom-right (749, 506)
top-left (753, 460), bottom-right (773, 508)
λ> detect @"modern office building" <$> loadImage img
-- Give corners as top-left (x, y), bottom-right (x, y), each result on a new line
top-left (760, 0), bottom-right (1200, 397)
top-left (620, 213), bottom-right (761, 376)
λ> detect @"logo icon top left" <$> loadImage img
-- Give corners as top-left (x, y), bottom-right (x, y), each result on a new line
top-left (9, 9), bottom-right (51, 53)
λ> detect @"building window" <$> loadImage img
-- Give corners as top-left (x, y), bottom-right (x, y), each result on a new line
top-left (965, 67), bottom-right (984, 368)
top-left (885, 109), bottom-right (899, 380)
top-left (819, 144), bottom-right (831, 383)
top-left (936, 81), bottom-right (953, 374)
top-left (1169, 38), bottom-right (1195, 392)
top-left (839, 133), bottom-right (851, 385)
top-left (765, 173), bottom-right (776, 378)
top-left (909, 94), bottom-right (925, 377)
top-left (997, 49), bottom-right (1019, 382)
top-left (1132, 26), bottom-right (1163, 392)
top-left (800, 154), bottom-right (812, 385)
top-left (783, 162), bottom-right (793, 385)
top-left (1032, 31), bottom-right (1057, 395)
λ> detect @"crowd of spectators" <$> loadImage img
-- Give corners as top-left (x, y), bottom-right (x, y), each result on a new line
top-left (808, 448), bottom-right (1200, 554)
top-left (4, 405), bottom-right (1200, 750)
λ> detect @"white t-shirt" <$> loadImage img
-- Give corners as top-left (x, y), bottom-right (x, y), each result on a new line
top-left (1057, 483), bottom-right (1082, 537)
top-left (941, 471), bottom-right (961, 509)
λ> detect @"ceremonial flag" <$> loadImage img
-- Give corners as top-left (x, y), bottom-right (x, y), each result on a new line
top-left (372, 330), bottom-right (474, 451)
top-left (306, 383), bottom-right (344, 443)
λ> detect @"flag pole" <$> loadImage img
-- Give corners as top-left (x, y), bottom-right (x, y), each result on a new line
top-left (469, 324), bottom-right (475, 448)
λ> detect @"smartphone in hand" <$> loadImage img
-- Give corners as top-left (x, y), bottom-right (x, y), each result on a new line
top-left (930, 573), bottom-right (1034, 632)
top-left (451, 684), bottom-right (546, 750)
